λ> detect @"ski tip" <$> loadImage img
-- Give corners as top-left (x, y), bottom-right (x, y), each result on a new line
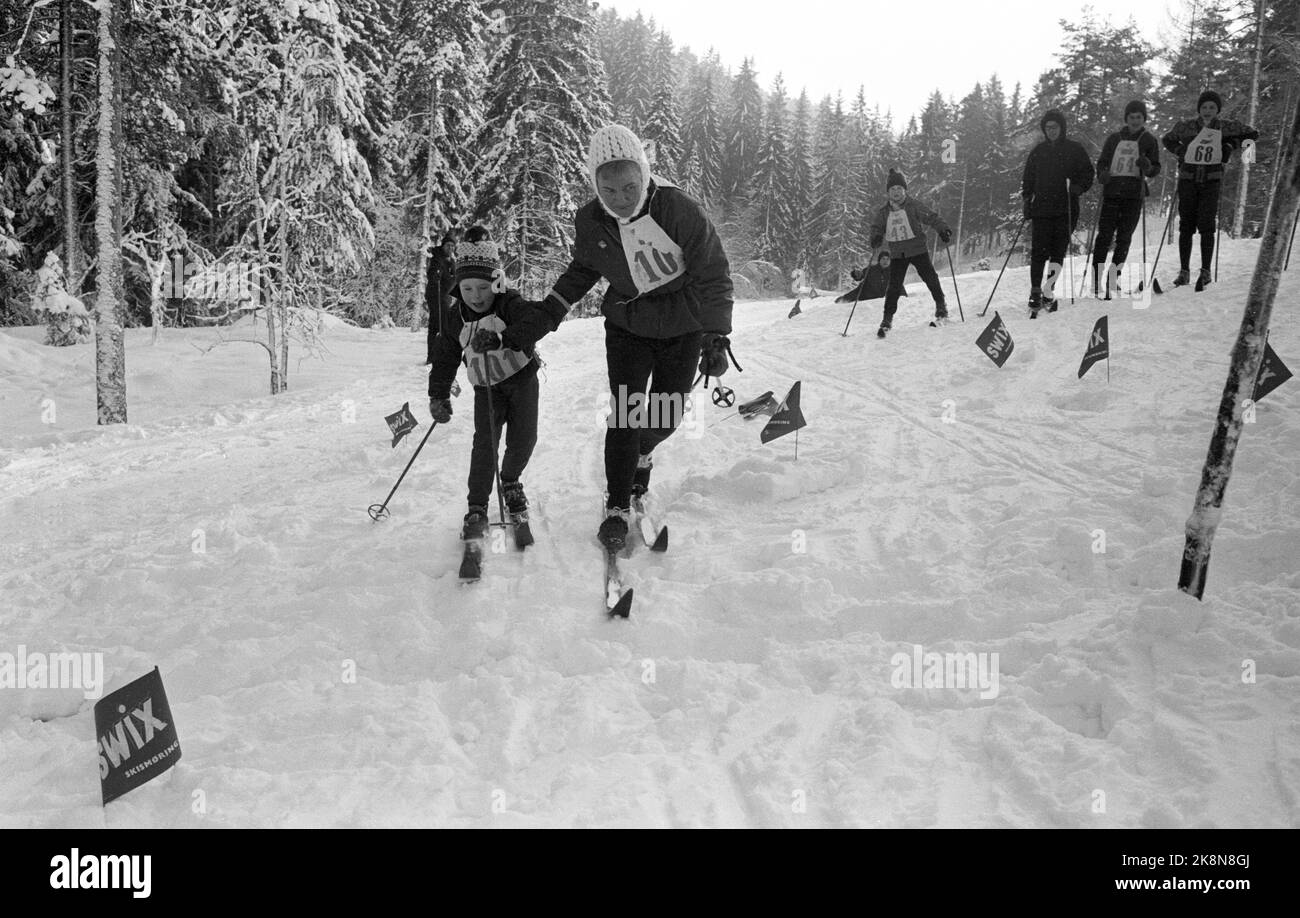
top-left (608, 589), bottom-right (633, 619)
top-left (651, 526), bottom-right (668, 553)
top-left (1151, 278), bottom-right (1163, 294)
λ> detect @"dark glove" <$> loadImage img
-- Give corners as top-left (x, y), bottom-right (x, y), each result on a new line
top-left (869, 234), bottom-right (884, 249)
top-left (470, 329), bottom-right (501, 353)
top-left (429, 397), bottom-right (452, 424)
top-left (850, 267), bottom-right (864, 282)
top-left (1135, 156), bottom-right (1150, 175)
top-left (938, 227), bottom-right (952, 244)
top-left (1097, 168), bottom-right (1111, 185)
top-left (1022, 197), bottom-right (1033, 220)
top-left (699, 333), bottom-right (731, 378)
top-left (1068, 179), bottom-right (1084, 194)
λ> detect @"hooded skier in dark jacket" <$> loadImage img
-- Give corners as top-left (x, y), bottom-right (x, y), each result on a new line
top-left (515, 124), bottom-right (734, 550)
top-left (425, 233), bottom-right (458, 363)
top-left (1021, 110), bottom-right (1094, 314)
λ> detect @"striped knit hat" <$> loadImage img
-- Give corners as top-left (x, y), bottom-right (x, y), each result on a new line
top-left (455, 237), bottom-right (501, 284)
top-left (586, 124), bottom-right (651, 223)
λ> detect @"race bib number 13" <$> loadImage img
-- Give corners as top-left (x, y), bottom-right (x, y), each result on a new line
top-left (619, 215), bottom-right (686, 295)
top-left (1185, 127), bottom-right (1223, 165)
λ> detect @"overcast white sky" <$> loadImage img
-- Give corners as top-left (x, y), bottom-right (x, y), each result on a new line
top-left (605, 0), bottom-right (1182, 127)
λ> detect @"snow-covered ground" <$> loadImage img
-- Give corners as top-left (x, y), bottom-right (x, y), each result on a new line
top-left (2, 239), bottom-right (1297, 828)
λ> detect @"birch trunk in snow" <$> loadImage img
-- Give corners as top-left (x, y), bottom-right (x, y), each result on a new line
top-left (60, 0), bottom-right (83, 312)
top-left (93, 0), bottom-right (127, 424)
top-left (412, 77), bottom-right (439, 333)
top-left (1232, 0), bottom-right (1266, 238)
top-left (1178, 95), bottom-right (1300, 600)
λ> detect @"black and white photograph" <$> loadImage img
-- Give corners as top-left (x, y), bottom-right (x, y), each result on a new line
top-left (1, 0), bottom-right (1297, 857)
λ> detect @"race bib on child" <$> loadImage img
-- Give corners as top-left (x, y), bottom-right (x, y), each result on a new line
top-left (885, 208), bottom-right (913, 243)
top-left (618, 214), bottom-right (686, 295)
top-left (1184, 127), bottom-right (1223, 165)
top-left (459, 314), bottom-right (531, 387)
top-left (1110, 139), bottom-right (1140, 177)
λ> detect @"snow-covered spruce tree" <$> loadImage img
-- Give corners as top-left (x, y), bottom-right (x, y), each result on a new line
top-left (808, 94), bottom-right (862, 286)
top-left (470, 0), bottom-right (611, 297)
top-left (679, 63), bottom-right (724, 206)
top-left (611, 11), bottom-right (653, 129)
top-left (385, 0), bottom-right (488, 327)
top-left (787, 89), bottom-right (814, 269)
top-left (640, 30), bottom-right (681, 178)
top-left (749, 74), bottom-right (795, 269)
top-left (31, 250), bottom-right (89, 345)
top-left (722, 57), bottom-right (763, 207)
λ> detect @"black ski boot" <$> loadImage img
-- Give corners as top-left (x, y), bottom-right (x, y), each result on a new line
top-left (461, 505), bottom-right (488, 540)
top-left (1172, 268), bottom-right (1191, 287)
top-left (1195, 268), bottom-right (1212, 292)
top-left (598, 508), bottom-right (629, 551)
top-left (876, 322), bottom-right (890, 338)
top-left (1028, 288), bottom-right (1042, 318)
top-left (502, 480), bottom-right (528, 515)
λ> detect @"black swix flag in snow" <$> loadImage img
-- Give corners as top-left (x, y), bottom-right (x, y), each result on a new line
top-left (760, 381), bottom-right (806, 444)
top-left (384, 402), bottom-right (419, 447)
top-left (1252, 342), bottom-right (1293, 401)
top-left (975, 312), bottom-right (1014, 367)
top-left (95, 667), bottom-right (181, 805)
top-left (1078, 315), bottom-right (1109, 379)
top-left (788, 300), bottom-right (802, 318)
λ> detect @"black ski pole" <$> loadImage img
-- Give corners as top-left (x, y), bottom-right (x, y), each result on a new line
top-left (1079, 196), bottom-right (1102, 298)
top-left (1147, 181), bottom-right (1179, 294)
top-left (369, 420), bottom-right (440, 521)
top-left (1138, 181), bottom-right (1148, 293)
top-left (944, 244), bottom-right (964, 321)
top-left (1214, 185), bottom-right (1223, 282)
top-left (1287, 209), bottom-right (1299, 270)
top-left (979, 217), bottom-right (1026, 318)
top-left (1066, 180), bottom-right (1077, 305)
top-left (841, 261), bottom-right (869, 337)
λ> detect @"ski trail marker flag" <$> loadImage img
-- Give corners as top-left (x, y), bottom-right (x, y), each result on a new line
top-left (1253, 342), bottom-right (1292, 401)
top-left (1078, 315), bottom-right (1110, 380)
top-left (385, 402), bottom-right (418, 447)
top-left (975, 312), bottom-right (1014, 367)
top-left (788, 300), bottom-right (802, 318)
top-left (94, 667), bottom-right (181, 805)
top-left (761, 381), bottom-right (806, 447)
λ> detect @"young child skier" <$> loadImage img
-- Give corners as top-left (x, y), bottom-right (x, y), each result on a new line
top-left (1092, 100), bottom-right (1161, 299)
top-left (867, 169), bottom-right (952, 337)
top-left (837, 250), bottom-right (898, 304)
top-left (1161, 90), bottom-right (1259, 290)
top-left (427, 228), bottom-right (545, 540)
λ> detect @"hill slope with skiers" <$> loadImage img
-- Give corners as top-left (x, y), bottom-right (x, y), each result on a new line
top-left (1, 230), bottom-right (1296, 827)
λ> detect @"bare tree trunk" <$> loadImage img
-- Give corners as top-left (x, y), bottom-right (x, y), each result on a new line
top-left (1264, 82), bottom-right (1294, 231)
top-left (954, 163), bottom-right (967, 273)
top-left (1178, 94), bottom-right (1300, 600)
top-left (93, 0), bottom-right (127, 424)
top-left (412, 77), bottom-right (439, 333)
top-left (1232, 0), bottom-right (1266, 238)
top-left (60, 0), bottom-right (81, 305)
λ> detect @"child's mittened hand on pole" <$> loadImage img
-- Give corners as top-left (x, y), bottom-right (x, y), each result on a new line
top-left (429, 398), bottom-right (452, 424)
top-left (470, 329), bottom-right (501, 353)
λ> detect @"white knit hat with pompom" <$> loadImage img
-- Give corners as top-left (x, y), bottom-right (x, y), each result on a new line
top-left (586, 124), bottom-right (651, 223)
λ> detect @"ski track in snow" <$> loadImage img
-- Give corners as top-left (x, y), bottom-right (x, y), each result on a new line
top-left (1, 239), bottom-right (1298, 827)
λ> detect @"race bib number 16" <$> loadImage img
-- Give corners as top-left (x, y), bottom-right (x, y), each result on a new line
top-left (619, 215), bottom-right (686, 295)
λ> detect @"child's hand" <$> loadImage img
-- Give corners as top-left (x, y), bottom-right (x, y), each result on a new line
top-left (429, 398), bottom-right (452, 424)
top-left (470, 329), bottom-right (501, 353)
